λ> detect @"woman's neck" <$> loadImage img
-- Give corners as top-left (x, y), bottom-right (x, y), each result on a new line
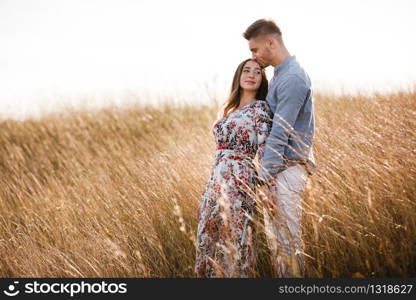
top-left (238, 91), bottom-right (256, 108)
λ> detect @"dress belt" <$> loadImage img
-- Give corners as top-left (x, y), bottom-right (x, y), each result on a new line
top-left (215, 148), bottom-right (255, 160)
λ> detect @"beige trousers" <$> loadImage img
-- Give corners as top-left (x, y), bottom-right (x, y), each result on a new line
top-left (263, 164), bottom-right (309, 277)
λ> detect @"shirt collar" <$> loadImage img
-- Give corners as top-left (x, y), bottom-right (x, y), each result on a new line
top-left (274, 55), bottom-right (296, 74)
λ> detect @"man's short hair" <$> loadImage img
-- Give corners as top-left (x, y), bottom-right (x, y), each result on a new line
top-left (243, 19), bottom-right (282, 40)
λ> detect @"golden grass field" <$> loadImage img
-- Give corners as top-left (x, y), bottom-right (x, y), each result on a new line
top-left (0, 90), bottom-right (415, 277)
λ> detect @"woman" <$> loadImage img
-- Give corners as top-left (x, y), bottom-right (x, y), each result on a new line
top-left (194, 59), bottom-right (273, 277)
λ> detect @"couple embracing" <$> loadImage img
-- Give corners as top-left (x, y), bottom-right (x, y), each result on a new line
top-left (194, 19), bottom-right (316, 278)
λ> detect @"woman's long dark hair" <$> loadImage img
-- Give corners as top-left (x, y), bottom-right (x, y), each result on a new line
top-left (221, 58), bottom-right (268, 118)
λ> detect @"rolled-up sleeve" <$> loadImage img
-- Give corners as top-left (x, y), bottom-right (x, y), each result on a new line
top-left (258, 74), bottom-right (308, 181)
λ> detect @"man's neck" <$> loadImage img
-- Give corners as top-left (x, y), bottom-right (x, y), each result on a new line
top-left (271, 46), bottom-right (291, 67)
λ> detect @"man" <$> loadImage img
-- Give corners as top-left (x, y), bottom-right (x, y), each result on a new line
top-left (243, 19), bottom-right (316, 277)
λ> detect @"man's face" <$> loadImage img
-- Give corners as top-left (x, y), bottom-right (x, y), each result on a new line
top-left (248, 36), bottom-right (273, 68)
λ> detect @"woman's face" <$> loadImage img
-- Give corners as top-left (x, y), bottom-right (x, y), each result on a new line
top-left (239, 60), bottom-right (262, 92)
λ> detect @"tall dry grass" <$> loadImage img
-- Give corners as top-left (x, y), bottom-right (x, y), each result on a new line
top-left (0, 91), bottom-right (415, 277)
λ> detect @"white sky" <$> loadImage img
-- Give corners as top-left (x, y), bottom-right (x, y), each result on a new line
top-left (1, 0), bottom-right (416, 119)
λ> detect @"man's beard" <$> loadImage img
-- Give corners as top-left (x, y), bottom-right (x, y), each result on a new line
top-left (260, 60), bottom-right (270, 68)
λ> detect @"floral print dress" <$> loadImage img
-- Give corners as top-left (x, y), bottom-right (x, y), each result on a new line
top-left (194, 100), bottom-right (273, 277)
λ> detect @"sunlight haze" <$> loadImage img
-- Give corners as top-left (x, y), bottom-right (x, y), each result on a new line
top-left (1, 0), bottom-right (415, 118)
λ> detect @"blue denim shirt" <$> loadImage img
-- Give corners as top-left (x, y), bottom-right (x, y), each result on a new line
top-left (259, 55), bottom-right (316, 180)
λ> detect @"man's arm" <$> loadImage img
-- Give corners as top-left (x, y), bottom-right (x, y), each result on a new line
top-left (258, 74), bottom-right (308, 181)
